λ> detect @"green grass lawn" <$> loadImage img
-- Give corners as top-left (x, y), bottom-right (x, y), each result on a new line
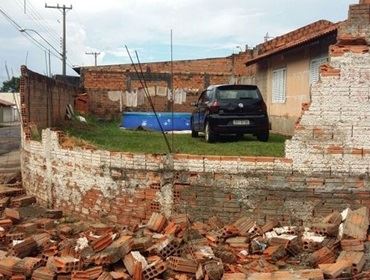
top-left (63, 118), bottom-right (288, 157)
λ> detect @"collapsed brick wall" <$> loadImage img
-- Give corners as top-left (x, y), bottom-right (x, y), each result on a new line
top-left (22, 129), bottom-right (370, 227)
top-left (21, 1), bottom-right (370, 229)
top-left (20, 66), bottom-right (80, 134)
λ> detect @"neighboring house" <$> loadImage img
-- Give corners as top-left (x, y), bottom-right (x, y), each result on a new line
top-left (0, 99), bottom-right (18, 123)
top-left (0, 92), bottom-right (20, 123)
top-left (245, 20), bottom-right (339, 135)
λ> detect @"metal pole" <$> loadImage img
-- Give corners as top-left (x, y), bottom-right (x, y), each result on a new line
top-left (45, 3), bottom-right (72, 76)
top-left (44, 50), bottom-right (48, 76)
top-left (124, 45), bottom-right (172, 153)
top-left (48, 50), bottom-right (51, 77)
top-left (85, 52), bottom-right (101, 66)
top-left (62, 6), bottom-right (66, 75)
top-left (171, 29), bottom-right (174, 152)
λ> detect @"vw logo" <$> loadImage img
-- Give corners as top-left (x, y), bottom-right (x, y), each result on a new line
top-left (238, 103), bottom-right (244, 108)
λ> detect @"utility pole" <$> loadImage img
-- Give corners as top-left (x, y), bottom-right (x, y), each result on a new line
top-left (85, 52), bottom-right (101, 66)
top-left (45, 3), bottom-right (72, 76)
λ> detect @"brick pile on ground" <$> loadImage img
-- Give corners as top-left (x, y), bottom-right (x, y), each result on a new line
top-left (1, 176), bottom-right (370, 279)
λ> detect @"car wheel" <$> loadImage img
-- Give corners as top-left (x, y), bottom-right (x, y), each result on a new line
top-left (204, 122), bottom-right (215, 143)
top-left (235, 133), bottom-right (244, 140)
top-left (191, 118), bottom-right (198, 137)
top-left (257, 130), bottom-right (269, 142)
top-left (191, 129), bottom-right (198, 138)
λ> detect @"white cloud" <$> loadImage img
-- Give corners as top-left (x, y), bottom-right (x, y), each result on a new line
top-left (0, 0), bottom-right (357, 78)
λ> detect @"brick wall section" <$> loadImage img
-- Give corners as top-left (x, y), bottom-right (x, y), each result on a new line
top-left (85, 71), bottom-right (231, 117)
top-left (22, 129), bottom-right (370, 226)
top-left (83, 71), bottom-right (126, 90)
top-left (81, 56), bottom-right (235, 77)
top-left (286, 1), bottom-right (370, 176)
top-left (20, 66), bottom-right (80, 135)
top-left (80, 53), bottom-right (253, 118)
top-left (339, 2), bottom-right (370, 44)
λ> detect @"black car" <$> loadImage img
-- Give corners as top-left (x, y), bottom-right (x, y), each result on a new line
top-left (190, 84), bottom-right (270, 142)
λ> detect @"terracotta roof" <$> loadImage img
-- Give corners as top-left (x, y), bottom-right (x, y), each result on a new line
top-left (0, 98), bottom-right (15, 107)
top-left (246, 20), bottom-right (340, 66)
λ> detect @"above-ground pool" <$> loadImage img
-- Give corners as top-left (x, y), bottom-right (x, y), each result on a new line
top-left (121, 112), bottom-right (191, 131)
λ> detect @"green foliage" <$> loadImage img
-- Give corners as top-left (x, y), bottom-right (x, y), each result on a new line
top-left (1, 77), bottom-right (20, 92)
top-left (63, 117), bottom-right (288, 157)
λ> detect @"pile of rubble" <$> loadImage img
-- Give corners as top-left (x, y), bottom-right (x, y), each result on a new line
top-left (0, 176), bottom-right (370, 279)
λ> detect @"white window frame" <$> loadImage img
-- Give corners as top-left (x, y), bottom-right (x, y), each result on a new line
top-left (272, 68), bottom-right (287, 104)
top-left (310, 56), bottom-right (328, 85)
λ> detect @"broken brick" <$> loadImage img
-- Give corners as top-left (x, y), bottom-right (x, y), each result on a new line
top-left (146, 213), bottom-right (167, 233)
top-left (337, 251), bottom-right (366, 274)
top-left (318, 260), bottom-right (351, 279)
top-left (307, 247), bottom-right (336, 267)
top-left (167, 256), bottom-right (198, 274)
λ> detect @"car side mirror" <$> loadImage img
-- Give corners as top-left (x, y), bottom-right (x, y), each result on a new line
top-left (191, 101), bottom-right (197, 106)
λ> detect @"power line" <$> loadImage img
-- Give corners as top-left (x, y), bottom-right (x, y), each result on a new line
top-left (45, 3), bottom-right (72, 76)
top-left (0, 7), bottom-right (59, 58)
top-left (14, 0), bottom-right (61, 47)
top-left (19, 28), bottom-right (62, 57)
top-left (0, 6), bottom-right (74, 72)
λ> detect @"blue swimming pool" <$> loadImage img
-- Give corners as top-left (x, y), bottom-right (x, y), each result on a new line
top-left (121, 112), bottom-right (191, 131)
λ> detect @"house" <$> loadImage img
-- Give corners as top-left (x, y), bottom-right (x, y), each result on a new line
top-left (0, 92), bottom-right (20, 123)
top-left (245, 20), bottom-right (339, 135)
top-left (0, 97), bottom-right (19, 124)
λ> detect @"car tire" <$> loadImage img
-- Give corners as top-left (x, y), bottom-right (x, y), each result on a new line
top-left (191, 118), bottom-right (198, 137)
top-left (191, 129), bottom-right (198, 138)
top-left (257, 130), bottom-right (269, 142)
top-left (204, 122), bottom-right (215, 143)
top-left (235, 133), bottom-right (244, 140)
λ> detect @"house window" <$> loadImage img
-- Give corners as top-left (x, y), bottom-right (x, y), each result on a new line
top-left (272, 68), bottom-right (287, 103)
top-left (310, 56), bottom-right (328, 85)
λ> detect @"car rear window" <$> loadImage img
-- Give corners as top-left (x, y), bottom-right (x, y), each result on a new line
top-left (216, 89), bottom-right (260, 100)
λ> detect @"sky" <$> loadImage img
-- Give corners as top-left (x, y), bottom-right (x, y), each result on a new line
top-left (0, 0), bottom-right (356, 81)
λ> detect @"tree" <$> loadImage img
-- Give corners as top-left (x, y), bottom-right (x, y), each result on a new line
top-left (1, 77), bottom-right (20, 92)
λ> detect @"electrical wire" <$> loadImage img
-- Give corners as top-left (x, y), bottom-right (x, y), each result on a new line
top-left (12, 0), bottom-right (76, 70)
top-left (0, 7), bottom-right (59, 59)
top-left (0, 6), bottom-right (75, 72)
top-left (14, 0), bottom-right (61, 47)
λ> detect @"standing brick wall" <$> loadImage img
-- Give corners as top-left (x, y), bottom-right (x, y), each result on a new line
top-left (20, 66), bottom-right (80, 136)
top-left (340, 2), bottom-right (370, 43)
top-left (84, 71), bottom-right (231, 117)
top-left (286, 1), bottom-right (370, 176)
top-left (80, 53), bottom-right (252, 118)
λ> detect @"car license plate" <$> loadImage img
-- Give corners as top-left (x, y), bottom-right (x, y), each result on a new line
top-left (233, 120), bottom-right (249, 125)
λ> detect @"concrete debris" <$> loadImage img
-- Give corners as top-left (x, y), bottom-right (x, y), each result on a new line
top-left (0, 177), bottom-right (369, 279)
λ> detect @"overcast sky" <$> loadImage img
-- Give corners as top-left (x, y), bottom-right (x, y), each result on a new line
top-left (0, 0), bottom-right (356, 81)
